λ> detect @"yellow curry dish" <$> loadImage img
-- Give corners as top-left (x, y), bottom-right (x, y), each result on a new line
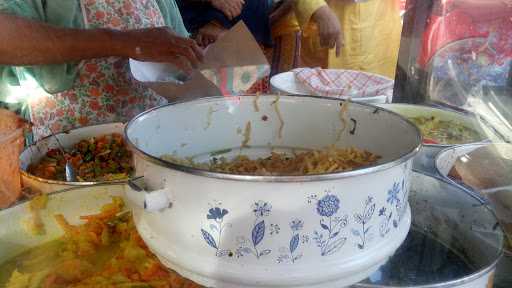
top-left (408, 116), bottom-right (483, 145)
top-left (0, 197), bottom-right (201, 288)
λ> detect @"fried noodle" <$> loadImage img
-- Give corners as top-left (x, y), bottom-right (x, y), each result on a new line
top-left (162, 146), bottom-right (380, 176)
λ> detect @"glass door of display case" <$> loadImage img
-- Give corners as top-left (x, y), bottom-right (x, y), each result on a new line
top-left (394, 3), bottom-right (512, 286)
top-left (394, 0), bottom-right (512, 141)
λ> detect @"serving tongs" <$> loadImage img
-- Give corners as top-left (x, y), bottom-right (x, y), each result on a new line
top-left (47, 127), bottom-right (77, 182)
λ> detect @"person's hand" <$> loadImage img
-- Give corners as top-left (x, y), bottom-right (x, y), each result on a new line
top-left (126, 27), bottom-right (204, 75)
top-left (196, 21), bottom-right (227, 47)
top-left (209, 0), bottom-right (245, 20)
top-left (312, 5), bottom-right (343, 57)
top-left (196, 30), bottom-right (216, 48)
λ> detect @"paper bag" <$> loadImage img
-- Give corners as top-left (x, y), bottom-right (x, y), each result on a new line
top-left (131, 22), bottom-right (270, 101)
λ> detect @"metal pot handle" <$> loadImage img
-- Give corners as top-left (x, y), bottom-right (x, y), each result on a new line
top-left (126, 177), bottom-right (172, 212)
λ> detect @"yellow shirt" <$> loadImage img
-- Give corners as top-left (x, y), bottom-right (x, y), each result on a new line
top-left (272, 0), bottom-right (325, 37)
top-left (273, 0), bottom-right (402, 79)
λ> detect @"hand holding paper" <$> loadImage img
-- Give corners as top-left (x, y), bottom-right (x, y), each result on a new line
top-left (130, 22), bottom-right (270, 101)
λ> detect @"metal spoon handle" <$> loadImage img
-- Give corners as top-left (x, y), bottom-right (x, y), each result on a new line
top-left (65, 162), bottom-right (77, 182)
top-left (47, 127), bottom-right (77, 182)
top-left (47, 127), bottom-right (67, 153)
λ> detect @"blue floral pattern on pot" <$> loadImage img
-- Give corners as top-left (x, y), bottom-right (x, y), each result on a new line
top-left (277, 218), bottom-right (307, 264)
top-left (352, 196), bottom-right (375, 249)
top-left (312, 194), bottom-right (349, 256)
top-left (379, 178), bottom-right (408, 237)
top-left (379, 206), bottom-right (393, 237)
top-left (201, 207), bottom-right (233, 257)
top-left (270, 223), bottom-right (281, 235)
top-left (235, 201), bottom-right (272, 259)
top-left (397, 179), bottom-right (408, 221)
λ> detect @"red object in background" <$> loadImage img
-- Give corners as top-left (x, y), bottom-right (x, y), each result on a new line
top-left (418, 0), bottom-right (512, 69)
top-left (423, 138), bottom-right (439, 145)
top-left (418, 10), bottom-right (485, 68)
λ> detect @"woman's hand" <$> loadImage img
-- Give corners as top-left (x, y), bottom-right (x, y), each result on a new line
top-left (125, 27), bottom-right (205, 75)
top-left (312, 5), bottom-right (343, 57)
top-left (209, 0), bottom-right (245, 20)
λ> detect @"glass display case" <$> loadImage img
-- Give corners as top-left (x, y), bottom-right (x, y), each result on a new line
top-left (393, 1), bottom-right (512, 287)
top-left (394, 0), bottom-right (512, 141)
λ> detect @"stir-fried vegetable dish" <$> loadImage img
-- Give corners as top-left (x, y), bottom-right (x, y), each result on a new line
top-left (408, 116), bottom-right (483, 145)
top-left (0, 197), bottom-right (201, 288)
top-left (162, 146), bottom-right (380, 176)
top-left (28, 133), bottom-right (133, 182)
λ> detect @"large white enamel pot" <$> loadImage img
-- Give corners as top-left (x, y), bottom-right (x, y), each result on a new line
top-left (124, 95), bottom-right (421, 288)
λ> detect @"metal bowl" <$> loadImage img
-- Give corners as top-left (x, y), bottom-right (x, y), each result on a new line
top-left (19, 123), bottom-right (129, 194)
top-left (435, 143), bottom-right (512, 249)
top-left (377, 103), bottom-right (500, 175)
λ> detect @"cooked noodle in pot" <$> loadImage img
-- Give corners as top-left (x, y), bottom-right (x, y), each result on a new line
top-left (162, 146), bottom-right (380, 176)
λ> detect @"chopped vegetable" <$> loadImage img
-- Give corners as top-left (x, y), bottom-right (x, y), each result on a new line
top-left (422, 138), bottom-right (439, 145)
top-left (28, 133), bottom-right (134, 182)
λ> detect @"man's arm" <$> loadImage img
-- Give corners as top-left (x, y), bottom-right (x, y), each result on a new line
top-left (294, 0), bottom-right (343, 57)
top-left (311, 6), bottom-right (343, 57)
top-left (0, 13), bottom-right (203, 73)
